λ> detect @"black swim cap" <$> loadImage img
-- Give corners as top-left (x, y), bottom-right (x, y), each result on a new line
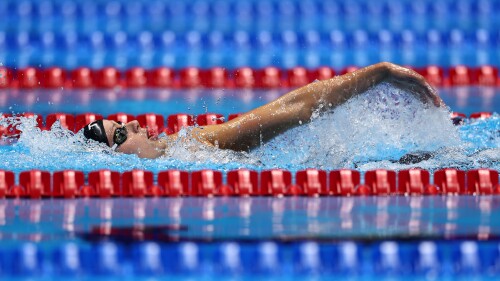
top-left (83, 120), bottom-right (109, 146)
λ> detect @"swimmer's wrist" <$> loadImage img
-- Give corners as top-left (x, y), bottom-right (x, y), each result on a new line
top-left (375, 62), bottom-right (392, 78)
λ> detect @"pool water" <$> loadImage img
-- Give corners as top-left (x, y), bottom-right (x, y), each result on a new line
top-left (1, 0), bottom-right (500, 278)
top-left (0, 83), bottom-right (498, 173)
top-left (2, 84), bottom-right (500, 117)
top-left (1, 196), bottom-right (499, 242)
top-left (0, 197), bottom-right (499, 279)
top-left (0, 79), bottom-right (498, 280)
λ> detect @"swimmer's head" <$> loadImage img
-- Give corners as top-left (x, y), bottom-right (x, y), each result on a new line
top-left (83, 120), bottom-right (109, 146)
top-left (82, 119), bottom-right (166, 159)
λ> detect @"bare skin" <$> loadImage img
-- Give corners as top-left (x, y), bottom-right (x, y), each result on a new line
top-left (99, 62), bottom-right (444, 159)
top-left (102, 120), bottom-right (167, 159)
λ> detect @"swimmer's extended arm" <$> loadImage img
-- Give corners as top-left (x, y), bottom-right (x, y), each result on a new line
top-left (189, 62), bottom-right (444, 151)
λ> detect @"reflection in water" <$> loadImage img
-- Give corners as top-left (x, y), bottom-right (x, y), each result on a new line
top-left (168, 197), bottom-right (183, 221)
top-left (133, 199), bottom-right (146, 220)
top-left (478, 196), bottom-right (493, 240)
top-left (408, 197), bottom-right (423, 235)
top-left (0, 201), bottom-right (6, 226)
top-left (100, 199), bottom-right (113, 220)
top-left (63, 200), bottom-right (76, 234)
top-left (375, 197), bottom-right (390, 231)
top-left (340, 197), bottom-right (354, 230)
top-left (29, 201), bottom-right (42, 223)
top-left (0, 197), bottom-right (497, 242)
top-left (202, 199), bottom-right (215, 234)
top-left (454, 87), bottom-right (470, 108)
top-left (239, 198), bottom-right (251, 236)
top-left (272, 199), bottom-right (285, 234)
top-left (307, 198), bottom-right (321, 234)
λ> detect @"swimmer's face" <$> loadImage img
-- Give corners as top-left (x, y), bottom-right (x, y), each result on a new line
top-left (102, 120), bottom-right (166, 159)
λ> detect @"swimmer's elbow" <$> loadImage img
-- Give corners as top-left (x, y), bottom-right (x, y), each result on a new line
top-left (377, 62), bottom-right (395, 71)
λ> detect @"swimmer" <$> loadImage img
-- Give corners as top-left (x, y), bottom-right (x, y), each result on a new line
top-left (83, 62), bottom-right (444, 159)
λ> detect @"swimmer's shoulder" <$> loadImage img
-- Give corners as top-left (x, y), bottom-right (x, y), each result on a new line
top-left (164, 127), bottom-right (216, 148)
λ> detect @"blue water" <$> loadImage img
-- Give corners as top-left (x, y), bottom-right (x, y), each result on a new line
top-left (1, 196), bottom-right (499, 242)
top-left (0, 84), bottom-right (498, 173)
top-left (2, 0), bottom-right (500, 278)
top-left (1, 0), bottom-right (500, 68)
top-left (1, 86), bottom-right (500, 117)
top-left (1, 197), bottom-right (500, 279)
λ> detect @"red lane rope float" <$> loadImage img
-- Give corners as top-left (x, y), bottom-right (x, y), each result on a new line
top-left (0, 66), bottom-right (499, 89)
top-left (0, 67), bottom-right (13, 88)
top-left (158, 170), bottom-right (189, 197)
top-left (0, 168), bottom-right (498, 199)
top-left (71, 67), bottom-right (94, 88)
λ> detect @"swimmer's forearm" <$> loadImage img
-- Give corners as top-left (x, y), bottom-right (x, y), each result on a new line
top-left (323, 62), bottom-right (390, 103)
top-left (284, 62), bottom-right (390, 115)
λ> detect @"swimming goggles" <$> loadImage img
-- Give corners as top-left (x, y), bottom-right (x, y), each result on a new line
top-left (111, 122), bottom-right (128, 151)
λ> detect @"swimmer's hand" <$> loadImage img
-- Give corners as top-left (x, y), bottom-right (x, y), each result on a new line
top-left (384, 63), bottom-right (444, 107)
top-left (396, 151), bottom-right (435, 164)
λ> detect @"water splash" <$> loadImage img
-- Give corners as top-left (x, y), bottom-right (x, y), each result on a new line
top-left (253, 83), bottom-right (467, 171)
top-left (0, 83), bottom-right (498, 173)
top-left (255, 83), bottom-right (499, 171)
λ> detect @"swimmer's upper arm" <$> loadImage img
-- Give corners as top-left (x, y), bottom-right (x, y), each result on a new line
top-left (190, 94), bottom-right (315, 151)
